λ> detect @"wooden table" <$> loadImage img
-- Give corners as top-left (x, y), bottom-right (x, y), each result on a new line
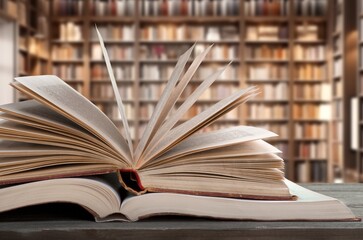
top-left (0, 184), bottom-right (362, 240)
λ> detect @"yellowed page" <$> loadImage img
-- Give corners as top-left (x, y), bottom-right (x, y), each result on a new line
top-left (141, 87), bottom-right (258, 163)
top-left (95, 26), bottom-right (133, 157)
top-left (146, 64), bottom-right (231, 152)
top-left (13, 76), bottom-right (131, 164)
top-left (134, 45), bottom-right (195, 162)
top-left (150, 126), bottom-right (277, 164)
top-left (0, 100), bottom-right (119, 159)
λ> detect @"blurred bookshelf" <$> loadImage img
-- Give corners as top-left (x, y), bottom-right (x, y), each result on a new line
top-left (1, 0), bottom-right (358, 183)
top-left (357, 0), bottom-right (363, 182)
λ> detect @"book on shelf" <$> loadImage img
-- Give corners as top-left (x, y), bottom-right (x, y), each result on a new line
top-left (0, 28), bottom-right (357, 222)
top-left (141, 0), bottom-right (239, 17)
top-left (53, 0), bottom-right (84, 16)
top-left (59, 22), bottom-right (83, 41)
top-left (294, 0), bottom-right (327, 16)
top-left (246, 45), bottom-right (288, 60)
top-left (91, 0), bottom-right (135, 16)
top-left (244, 0), bottom-right (289, 16)
top-left (246, 25), bottom-right (288, 41)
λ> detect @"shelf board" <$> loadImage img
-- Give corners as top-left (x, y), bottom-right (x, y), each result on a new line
top-left (92, 79), bottom-right (135, 83)
top-left (294, 16), bottom-right (327, 22)
top-left (245, 59), bottom-right (288, 63)
top-left (140, 16), bottom-right (240, 23)
top-left (52, 40), bottom-right (84, 44)
top-left (293, 40), bottom-right (325, 44)
top-left (52, 16), bottom-right (85, 22)
top-left (139, 40), bottom-right (239, 44)
top-left (91, 99), bottom-right (134, 103)
top-left (140, 59), bottom-right (239, 64)
top-left (90, 59), bottom-right (134, 63)
top-left (333, 52), bottom-right (342, 59)
top-left (293, 119), bottom-right (329, 122)
top-left (245, 118), bottom-right (289, 122)
top-left (245, 16), bottom-right (289, 22)
top-left (246, 79), bottom-right (289, 83)
top-left (293, 99), bottom-right (331, 103)
top-left (294, 79), bottom-right (328, 83)
top-left (89, 39), bottom-right (134, 44)
top-left (293, 60), bottom-right (326, 64)
top-left (140, 79), bottom-right (240, 84)
top-left (63, 80), bottom-right (84, 83)
top-left (245, 40), bottom-right (289, 44)
top-left (52, 59), bottom-right (83, 63)
top-left (295, 139), bottom-right (327, 142)
top-left (294, 158), bottom-right (327, 161)
top-left (90, 16), bottom-right (135, 22)
top-left (247, 99), bottom-right (289, 103)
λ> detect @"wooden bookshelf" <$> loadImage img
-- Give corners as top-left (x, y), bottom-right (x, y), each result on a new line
top-left (11, 0), bottom-right (49, 101)
top-left (328, 0), bottom-right (358, 183)
top-left (357, 0), bottom-right (363, 182)
top-left (44, 0), bottom-right (346, 183)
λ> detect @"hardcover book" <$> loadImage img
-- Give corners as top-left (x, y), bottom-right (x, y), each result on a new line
top-left (0, 28), bottom-right (358, 222)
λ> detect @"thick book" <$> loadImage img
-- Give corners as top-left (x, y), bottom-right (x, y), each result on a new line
top-left (0, 27), bottom-right (358, 222)
top-left (0, 174), bottom-right (357, 222)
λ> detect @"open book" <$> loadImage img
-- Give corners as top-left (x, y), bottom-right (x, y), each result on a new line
top-left (0, 174), bottom-right (357, 222)
top-left (0, 28), bottom-right (358, 222)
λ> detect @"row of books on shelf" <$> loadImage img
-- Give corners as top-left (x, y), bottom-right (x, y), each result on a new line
top-left (294, 0), bottom-right (327, 16)
top-left (294, 45), bottom-right (325, 60)
top-left (244, 0), bottom-right (289, 16)
top-left (141, 0), bottom-right (239, 16)
top-left (295, 64), bottom-right (326, 80)
top-left (92, 64), bottom-right (135, 80)
top-left (296, 161), bottom-right (327, 183)
top-left (245, 45), bottom-right (288, 60)
top-left (295, 24), bottom-right (325, 41)
top-left (95, 103), bottom-right (134, 122)
top-left (295, 122), bottom-right (327, 139)
top-left (295, 142), bottom-right (327, 159)
top-left (247, 65), bottom-right (288, 80)
top-left (52, 45), bottom-right (83, 60)
top-left (91, 0), bottom-right (135, 16)
top-left (53, 64), bottom-right (83, 80)
top-left (293, 83), bottom-right (330, 101)
top-left (293, 104), bottom-right (331, 120)
top-left (248, 104), bottom-right (288, 120)
top-left (92, 25), bottom-right (134, 41)
top-left (92, 85), bottom-right (134, 100)
top-left (30, 61), bottom-right (48, 76)
top-left (331, 121), bottom-right (342, 142)
top-left (53, 0), bottom-right (83, 16)
top-left (58, 22), bottom-right (83, 41)
top-left (246, 25), bottom-right (288, 41)
top-left (253, 82), bottom-right (288, 100)
top-left (141, 64), bottom-right (238, 80)
top-left (140, 44), bottom-right (238, 61)
top-left (141, 24), bottom-right (239, 41)
top-left (91, 44), bottom-right (134, 61)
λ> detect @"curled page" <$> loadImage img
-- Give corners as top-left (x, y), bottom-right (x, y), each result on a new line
top-left (95, 26), bottom-right (134, 158)
top-left (145, 64), bottom-right (231, 154)
top-left (134, 45), bottom-right (195, 162)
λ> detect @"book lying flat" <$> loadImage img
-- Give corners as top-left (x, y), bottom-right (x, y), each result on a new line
top-left (0, 28), bottom-right (358, 222)
top-left (0, 174), bottom-right (357, 222)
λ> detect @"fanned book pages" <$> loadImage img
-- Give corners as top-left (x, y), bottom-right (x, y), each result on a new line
top-left (0, 28), bottom-right (358, 222)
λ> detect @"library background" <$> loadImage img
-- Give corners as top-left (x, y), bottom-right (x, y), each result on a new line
top-left (0, 0), bottom-right (362, 184)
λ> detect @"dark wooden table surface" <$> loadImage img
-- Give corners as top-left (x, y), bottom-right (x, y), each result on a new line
top-left (0, 184), bottom-right (362, 240)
